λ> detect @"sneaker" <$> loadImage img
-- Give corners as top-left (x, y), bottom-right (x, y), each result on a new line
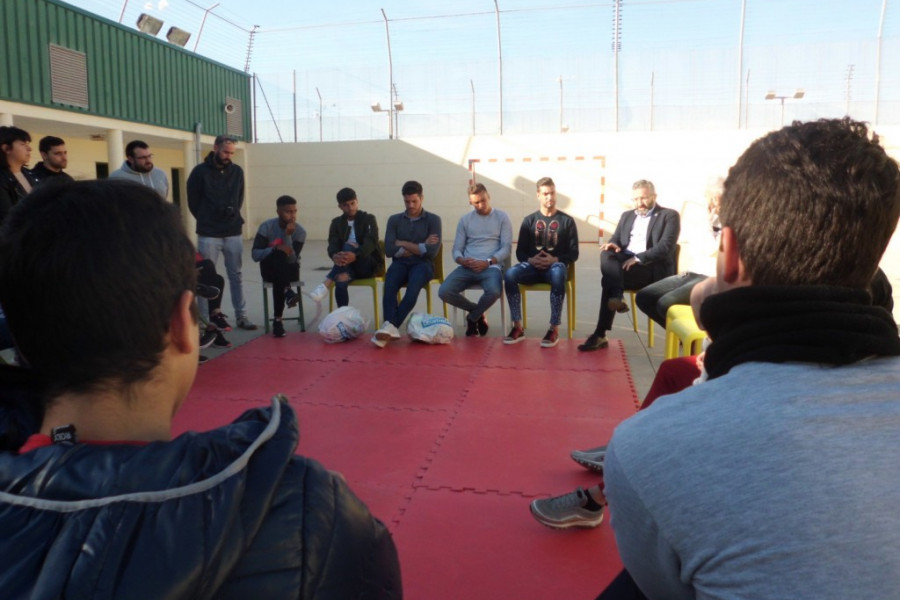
top-left (570, 446), bottom-right (607, 472)
top-left (375, 321), bottom-right (400, 341)
top-left (237, 316), bottom-right (258, 331)
top-left (577, 333), bottom-right (609, 352)
top-left (370, 334), bottom-right (387, 348)
top-left (607, 297), bottom-right (629, 314)
top-left (198, 354), bottom-right (209, 364)
top-left (308, 283), bottom-right (328, 303)
top-left (284, 287), bottom-right (300, 309)
top-left (465, 318), bottom-right (479, 337)
top-left (199, 329), bottom-right (217, 349)
top-left (540, 328), bottom-right (559, 348)
top-left (196, 283), bottom-right (220, 300)
top-left (272, 319), bottom-right (286, 338)
top-left (210, 312), bottom-right (232, 332)
top-left (476, 315), bottom-right (489, 336)
top-left (529, 487), bottom-right (605, 529)
top-left (503, 325), bottom-right (525, 344)
top-left (213, 331), bottom-right (232, 348)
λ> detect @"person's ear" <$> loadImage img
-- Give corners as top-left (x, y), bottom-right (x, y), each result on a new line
top-left (168, 290), bottom-right (197, 355)
top-left (720, 226), bottom-right (744, 285)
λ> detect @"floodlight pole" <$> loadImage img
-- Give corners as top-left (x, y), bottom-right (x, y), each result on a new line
top-left (381, 9), bottom-right (395, 139)
top-left (494, 0), bottom-right (503, 135)
top-left (316, 86), bottom-right (323, 142)
top-left (193, 3), bottom-right (220, 52)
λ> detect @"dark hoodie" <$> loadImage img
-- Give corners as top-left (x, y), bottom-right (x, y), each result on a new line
top-left (187, 151), bottom-right (246, 237)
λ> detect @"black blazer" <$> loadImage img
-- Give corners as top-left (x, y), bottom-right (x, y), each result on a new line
top-left (608, 206), bottom-right (680, 281)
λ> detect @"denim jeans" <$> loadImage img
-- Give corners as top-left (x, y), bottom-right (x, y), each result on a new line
top-left (382, 258), bottom-right (434, 327)
top-left (328, 242), bottom-right (378, 307)
top-left (438, 266), bottom-right (503, 322)
top-left (503, 261), bottom-right (568, 326)
top-left (198, 235), bottom-right (246, 320)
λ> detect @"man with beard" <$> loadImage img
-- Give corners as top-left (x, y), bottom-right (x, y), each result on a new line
top-left (188, 135), bottom-right (256, 330)
top-left (31, 136), bottom-right (74, 183)
top-left (110, 140), bottom-right (169, 199)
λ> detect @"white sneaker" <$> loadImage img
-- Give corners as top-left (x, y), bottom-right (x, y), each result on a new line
top-left (308, 283), bottom-right (328, 303)
top-left (370, 334), bottom-right (387, 348)
top-left (375, 321), bottom-right (400, 341)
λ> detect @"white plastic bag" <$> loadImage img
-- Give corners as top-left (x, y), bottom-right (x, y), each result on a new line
top-left (407, 312), bottom-right (454, 345)
top-left (318, 306), bottom-right (368, 343)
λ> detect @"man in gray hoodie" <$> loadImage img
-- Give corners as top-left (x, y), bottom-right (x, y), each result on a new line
top-left (109, 140), bottom-right (169, 200)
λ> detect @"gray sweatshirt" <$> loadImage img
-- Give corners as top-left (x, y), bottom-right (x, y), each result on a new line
top-left (109, 162), bottom-right (170, 200)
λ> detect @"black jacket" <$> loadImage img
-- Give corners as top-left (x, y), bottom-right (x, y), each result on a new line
top-left (187, 152), bottom-right (246, 237)
top-left (608, 206), bottom-right (680, 281)
top-left (0, 167), bottom-right (38, 225)
top-left (327, 209), bottom-right (384, 271)
top-left (30, 162), bottom-right (74, 184)
top-left (0, 386), bottom-right (402, 600)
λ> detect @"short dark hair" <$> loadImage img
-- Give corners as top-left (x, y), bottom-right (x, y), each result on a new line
top-left (721, 118), bottom-right (900, 288)
top-left (214, 135), bottom-right (237, 147)
top-left (0, 126), bottom-right (31, 170)
top-left (467, 183), bottom-right (488, 196)
top-left (125, 140), bottom-right (149, 158)
top-left (0, 180), bottom-right (196, 398)
top-left (401, 180), bottom-right (423, 196)
top-left (39, 136), bottom-right (65, 154)
top-left (336, 187), bottom-right (357, 204)
top-left (536, 177), bottom-right (555, 190)
top-left (276, 195), bottom-right (297, 208)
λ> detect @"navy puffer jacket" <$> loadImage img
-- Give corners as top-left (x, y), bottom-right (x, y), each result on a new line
top-left (0, 388), bottom-right (402, 600)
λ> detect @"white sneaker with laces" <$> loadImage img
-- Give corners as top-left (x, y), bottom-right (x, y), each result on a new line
top-left (375, 321), bottom-right (400, 341)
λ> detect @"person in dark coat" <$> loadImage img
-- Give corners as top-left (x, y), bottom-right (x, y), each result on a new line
top-left (0, 126), bottom-right (38, 225)
top-left (0, 179), bottom-right (402, 600)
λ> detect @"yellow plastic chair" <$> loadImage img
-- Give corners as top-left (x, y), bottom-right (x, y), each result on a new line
top-left (519, 262), bottom-right (576, 339)
top-left (329, 240), bottom-right (386, 327)
top-left (664, 304), bottom-right (705, 359)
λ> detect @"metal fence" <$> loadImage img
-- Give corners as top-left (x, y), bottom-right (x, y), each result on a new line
top-left (66, 0), bottom-right (900, 142)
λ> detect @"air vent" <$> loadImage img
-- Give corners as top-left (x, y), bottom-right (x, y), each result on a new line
top-left (225, 96), bottom-right (243, 138)
top-left (49, 44), bottom-right (89, 109)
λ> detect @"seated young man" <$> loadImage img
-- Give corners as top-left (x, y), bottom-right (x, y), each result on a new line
top-left (251, 195), bottom-right (306, 338)
top-left (0, 180), bottom-right (401, 599)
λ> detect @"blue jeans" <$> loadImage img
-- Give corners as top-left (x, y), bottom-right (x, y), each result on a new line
top-left (504, 262), bottom-right (568, 326)
top-left (198, 235), bottom-right (246, 320)
top-left (438, 266), bottom-right (503, 322)
top-left (382, 258), bottom-right (434, 327)
top-left (327, 242), bottom-right (378, 307)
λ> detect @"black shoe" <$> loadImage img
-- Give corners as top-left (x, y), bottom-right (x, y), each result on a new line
top-left (577, 333), bottom-right (609, 352)
top-left (273, 319), bottom-right (286, 338)
top-left (477, 315), bottom-right (489, 336)
top-left (210, 312), bottom-right (232, 331)
top-left (196, 283), bottom-right (220, 300)
top-left (465, 318), bottom-right (479, 337)
top-left (198, 354), bottom-right (209, 364)
top-left (284, 287), bottom-right (300, 309)
top-left (213, 331), bottom-right (232, 348)
top-left (200, 329), bottom-right (217, 349)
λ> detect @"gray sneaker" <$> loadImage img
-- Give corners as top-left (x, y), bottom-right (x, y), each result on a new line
top-left (529, 487), bottom-right (604, 529)
top-left (570, 445), bottom-right (607, 472)
top-left (237, 316), bottom-right (258, 331)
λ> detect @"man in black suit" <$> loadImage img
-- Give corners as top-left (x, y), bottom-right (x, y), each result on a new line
top-left (579, 179), bottom-right (680, 351)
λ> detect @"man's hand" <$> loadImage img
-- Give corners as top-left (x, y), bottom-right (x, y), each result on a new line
top-left (623, 256), bottom-right (640, 271)
top-left (459, 257), bottom-right (489, 273)
top-left (333, 251), bottom-right (357, 266)
top-left (528, 250), bottom-right (556, 271)
top-left (284, 221), bottom-right (296, 236)
top-left (425, 234), bottom-right (439, 245)
top-left (601, 242), bottom-right (621, 253)
top-left (277, 244), bottom-right (294, 256)
top-left (690, 276), bottom-right (718, 331)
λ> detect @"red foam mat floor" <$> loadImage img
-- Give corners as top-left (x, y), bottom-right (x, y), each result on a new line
top-left (172, 333), bottom-right (640, 599)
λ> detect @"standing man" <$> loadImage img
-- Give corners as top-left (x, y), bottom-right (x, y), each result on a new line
top-left (252, 195), bottom-right (306, 338)
top-left (110, 140), bottom-right (169, 200)
top-left (578, 180), bottom-right (679, 351)
top-left (438, 183), bottom-right (513, 336)
top-left (31, 136), bottom-right (74, 183)
top-left (503, 177), bottom-right (579, 348)
top-left (307, 187), bottom-right (383, 307)
top-left (373, 180), bottom-right (442, 348)
top-left (188, 135), bottom-right (256, 330)
top-left (603, 118), bottom-right (900, 599)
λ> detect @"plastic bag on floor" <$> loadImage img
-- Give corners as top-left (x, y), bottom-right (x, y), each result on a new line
top-left (407, 312), bottom-right (454, 345)
top-left (318, 306), bottom-right (368, 343)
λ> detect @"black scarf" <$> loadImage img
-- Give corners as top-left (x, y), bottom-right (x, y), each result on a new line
top-left (701, 285), bottom-right (900, 380)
